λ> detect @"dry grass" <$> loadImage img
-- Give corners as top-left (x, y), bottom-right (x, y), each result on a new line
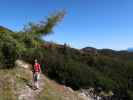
top-left (0, 66), bottom-right (84, 100)
top-left (37, 76), bottom-right (84, 100)
top-left (0, 67), bottom-right (32, 100)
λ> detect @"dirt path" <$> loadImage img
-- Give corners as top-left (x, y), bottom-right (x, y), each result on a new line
top-left (17, 72), bottom-right (91, 100)
top-left (18, 73), bottom-right (45, 100)
top-left (15, 60), bottom-right (93, 100)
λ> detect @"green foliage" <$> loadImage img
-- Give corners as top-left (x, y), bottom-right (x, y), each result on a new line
top-left (23, 10), bottom-right (65, 36)
top-left (128, 90), bottom-right (133, 100)
top-left (0, 10), bottom-right (65, 68)
top-left (32, 46), bottom-right (133, 100)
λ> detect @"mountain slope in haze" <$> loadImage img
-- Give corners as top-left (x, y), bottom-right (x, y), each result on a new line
top-left (0, 26), bottom-right (13, 33)
top-left (128, 48), bottom-right (133, 52)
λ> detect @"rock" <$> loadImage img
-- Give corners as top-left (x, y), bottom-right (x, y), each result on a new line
top-left (15, 60), bottom-right (32, 69)
top-left (66, 87), bottom-right (74, 93)
top-left (78, 92), bottom-right (94, 100)
top-left (79, 92), bottom-right (86, 97)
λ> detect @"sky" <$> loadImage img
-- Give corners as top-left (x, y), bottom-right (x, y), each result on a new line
top-left (0, 0), bottom-right (133, 50)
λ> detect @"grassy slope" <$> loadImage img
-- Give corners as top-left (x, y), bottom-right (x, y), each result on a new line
top-left (37, 75), bottom-right (83, 100)
top-left (0, 69), bottom-right (18, 100)
top-left (0, 67), bottom-right (32, 100)
top-left (0, 64), bottom-right (85, 100)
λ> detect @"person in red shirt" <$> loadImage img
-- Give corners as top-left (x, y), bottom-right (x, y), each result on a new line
top-left (33, 59), bottom-right (41, 89)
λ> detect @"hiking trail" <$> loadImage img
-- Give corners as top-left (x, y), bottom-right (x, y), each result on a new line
top-left (15, 60), bottom-right (93, 100)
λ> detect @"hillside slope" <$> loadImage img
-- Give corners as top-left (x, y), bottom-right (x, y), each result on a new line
top-left (0, 60), bottom-right (92, 100)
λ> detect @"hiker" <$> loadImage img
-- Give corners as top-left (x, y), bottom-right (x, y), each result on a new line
top-left (33, 59), bottom-right (41, 89)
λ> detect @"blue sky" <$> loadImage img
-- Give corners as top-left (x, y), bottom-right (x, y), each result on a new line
top-left (0, 0), bottom-right (133, 50)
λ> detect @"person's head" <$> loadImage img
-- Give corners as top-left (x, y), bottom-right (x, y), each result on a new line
top-left (35, 59), bottom-right (38, 63)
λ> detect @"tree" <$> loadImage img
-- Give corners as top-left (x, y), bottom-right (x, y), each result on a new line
top-left (23, 10), bottom-right (66, 36)
top-left (0, 10), bottom-right (66, 68)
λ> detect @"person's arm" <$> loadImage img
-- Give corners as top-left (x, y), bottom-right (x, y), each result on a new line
top-left (39, 64), bottom-right (42, 73)
top-left (33, 64), bottom-right (35, 72)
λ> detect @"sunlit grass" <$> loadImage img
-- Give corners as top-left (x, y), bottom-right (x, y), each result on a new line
top-left (0, 69), bottom-right (17, 100)
top-left (0, 67), bottom-right (32, 100)
top-left (37, 77), bottom-right (83, 100)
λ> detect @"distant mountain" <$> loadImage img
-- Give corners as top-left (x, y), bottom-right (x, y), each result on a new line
top-left (0, 26), bottom-right (13, 33)
top-left (80, 47), bottom-right (98, 55)
top-left (81, 47), bottom-right (97, 52)
top-left (128, 48), bottom-right (133, 52)
top-left (81, 47), bottom-right (118, 54)
top-left (81, 46), bottom-right (133, 57)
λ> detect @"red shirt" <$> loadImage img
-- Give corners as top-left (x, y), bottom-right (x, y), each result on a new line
top-left (34, 63), bottom-right (41, 72)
